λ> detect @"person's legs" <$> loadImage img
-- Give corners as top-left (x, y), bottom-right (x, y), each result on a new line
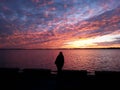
top-left (57, 66), bottom-right (62, 75)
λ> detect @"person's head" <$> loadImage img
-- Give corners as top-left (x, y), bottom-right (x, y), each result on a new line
top-left (59, 51), bottom-right (63, 55)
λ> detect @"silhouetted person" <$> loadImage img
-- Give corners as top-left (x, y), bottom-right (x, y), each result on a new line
top-left (55, 52), bottom-right (64, 75)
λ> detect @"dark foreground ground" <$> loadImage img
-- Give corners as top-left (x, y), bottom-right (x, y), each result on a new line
top-left (0, 68), bottom-right (120, 90)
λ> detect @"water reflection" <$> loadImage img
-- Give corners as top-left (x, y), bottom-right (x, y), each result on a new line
top-left (0, 49), bottom-right (120, 73)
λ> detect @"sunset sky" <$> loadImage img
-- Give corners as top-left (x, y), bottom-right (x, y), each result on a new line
top-left (0, 0), bottom-right (120, 49)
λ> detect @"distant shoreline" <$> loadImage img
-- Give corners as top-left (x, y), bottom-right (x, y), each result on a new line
top-left (0, 48), bottom-right (120, 50)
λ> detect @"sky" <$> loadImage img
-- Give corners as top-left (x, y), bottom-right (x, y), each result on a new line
top-left (0, 0), bottom-right (120, 49)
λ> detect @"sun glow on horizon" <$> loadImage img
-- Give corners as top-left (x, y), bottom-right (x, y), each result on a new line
top-left (63, 34), bottom-right (120, 48)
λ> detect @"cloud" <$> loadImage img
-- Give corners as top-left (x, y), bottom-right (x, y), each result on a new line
top-left (0, 0), bottom-right (120, 48)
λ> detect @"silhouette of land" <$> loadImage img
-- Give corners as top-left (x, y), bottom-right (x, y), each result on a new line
top-left (0, 68), bottom-right (120, 90)
top-left (0, 47), bottom-right (120, 50)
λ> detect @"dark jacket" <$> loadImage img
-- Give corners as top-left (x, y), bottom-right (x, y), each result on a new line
top-left (55, 53), bottom-right (64, 67)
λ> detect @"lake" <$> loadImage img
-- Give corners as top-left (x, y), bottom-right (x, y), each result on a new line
top-left (0, 49), bottom-right (120, 74)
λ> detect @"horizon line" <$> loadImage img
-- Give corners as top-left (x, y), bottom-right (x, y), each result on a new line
top-left (0, 47), bottom-right (120, 50)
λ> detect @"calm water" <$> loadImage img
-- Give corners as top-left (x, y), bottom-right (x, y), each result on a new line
top-left (0, 49), bottom-right (120, 74)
